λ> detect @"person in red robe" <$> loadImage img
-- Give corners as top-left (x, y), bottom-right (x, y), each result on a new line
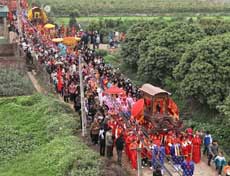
top-left (186, 137), bottom-right (193, 161)
top-left (192, 132), bottom-right (202, 163)
top-left (129, 140), bottom-right (138, 170)
top-left (125, 131), bottom-right (134, 160)
top-left (165, 131), bottom-right (174, 156)
top-left (181, 136), bottom-right (189, 159)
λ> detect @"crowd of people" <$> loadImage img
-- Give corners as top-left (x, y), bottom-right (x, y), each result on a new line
top-left (7, 5), bottom-right (230, 176)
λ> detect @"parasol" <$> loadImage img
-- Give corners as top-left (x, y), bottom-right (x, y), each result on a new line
top-left (52, 38), bottom-right (63, 43)
top-left (63, 37), bottom-right (77, 46)
top-left (75, 37), bottom-right (81, 42)
top-left (131, 99), bottom-right (144, 118)
top-left (104, 86), bottom-right (124, 95)
top-left (44, 23), bottom-right (55, 29)
top-left (55, 61), bottom-right (63, 65)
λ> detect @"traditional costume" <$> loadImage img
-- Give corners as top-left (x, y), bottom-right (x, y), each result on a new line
top-left (192, 135), bottom-right (202, 163)
top-left (181, 159), bottom-right (195, 176)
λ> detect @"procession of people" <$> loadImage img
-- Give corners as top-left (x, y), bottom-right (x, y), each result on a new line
top-left (6, 2), bottom-right (230, 176)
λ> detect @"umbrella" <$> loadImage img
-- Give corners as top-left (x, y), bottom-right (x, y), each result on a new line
top-left (44, 23), bottom-right (55, 29)
top-left (131, 99), bottom-right (144, 118)
top-left (104, 86), bottom-right (124, 95)
top-left (55, 61), bottom-right (63, 65)
top-left (63, 37), bottom-right (77, 46)
top-left (52, 38), bottom-right (63, 43)
top-left (75, 37), bottom-right (81, 42)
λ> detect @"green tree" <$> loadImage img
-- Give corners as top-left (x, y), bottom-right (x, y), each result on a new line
top-left (174, 35), bottom-right (230, 109)
top-left (120, 21), bottom-right (168, 70)
top-left (137, 46), bottom-right (176, 86)
top-left (69, 10), bottom-right (80, 28)
top-left (218, 95), bottom-right (230, 118)
top-left (198, 19), bottom-right (230, 36)
top-left (137, 21), bottom-right (205, 87)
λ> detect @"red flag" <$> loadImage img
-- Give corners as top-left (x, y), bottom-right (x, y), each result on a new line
top-left (168, 98), bottom-right (179, 120)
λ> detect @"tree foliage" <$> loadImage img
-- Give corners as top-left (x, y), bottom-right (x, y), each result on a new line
top-left (137, 46), bottom-right (176, 86)
top-left (174, 35), bottom-right (230, 108)
top-left (121, 21), bottom-right (168, 69)
top-left (218, 95), bottom-right (230, 118)
top-left (136, 22), bottom-right (205, 87)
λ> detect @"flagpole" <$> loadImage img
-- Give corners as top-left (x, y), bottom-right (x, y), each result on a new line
top-left (79, 53), bottom-right (87, 136)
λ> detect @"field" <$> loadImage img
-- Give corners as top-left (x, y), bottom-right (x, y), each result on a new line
top-left (0, 94), bottom-right (101, 176)
top-left (30, 0), bottom-right (230, 16)
top-left (55, 15), bottom-right (230, 26)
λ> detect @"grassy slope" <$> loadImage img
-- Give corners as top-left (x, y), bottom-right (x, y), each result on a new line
top-left (0, 94), bottom-right (100, 176)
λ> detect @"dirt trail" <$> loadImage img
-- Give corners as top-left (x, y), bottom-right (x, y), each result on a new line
top-left (27, 72), bottom-right (44, 93)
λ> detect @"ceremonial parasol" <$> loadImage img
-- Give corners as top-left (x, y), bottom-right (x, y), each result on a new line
top-left (75, 37), bottom-right (81, 42)
top-left (63, 37), bottom-right (77, 46)
top-left (104, 86), bottom-right (124, 95)
top-left (131, 99), bottom-right (144, 118)
top-left (52, 38), bottom-right (63, 43)
top-left (44, 23), bottom-right (55, 29)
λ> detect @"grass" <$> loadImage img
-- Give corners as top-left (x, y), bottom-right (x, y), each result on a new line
top-left (0, 68), bottom-right (35, 97)
top-left (0, 94), bottom-right (100, 176)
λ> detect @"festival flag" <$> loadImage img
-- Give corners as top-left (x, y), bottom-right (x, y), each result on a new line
top-left (168, 98), bottom-right (179, 120)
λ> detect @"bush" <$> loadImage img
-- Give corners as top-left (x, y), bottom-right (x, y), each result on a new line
top-left (0, 69), bottom-right (34, 97)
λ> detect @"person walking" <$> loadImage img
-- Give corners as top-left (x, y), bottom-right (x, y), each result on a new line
top-left (208, 140), bottom-right (219, 166)
top-left (105, 128), bottom-right (114, 159)
top-left (115, 134), bottom-right (124, 166)
top-left (214, 151), bottom-right (227, 176)
top-left (90, 119), bottom-right (100, 145)
top-left (203, 131), bottom-right (212, 156)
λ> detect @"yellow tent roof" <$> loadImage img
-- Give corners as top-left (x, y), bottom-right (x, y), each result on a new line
top-left (44, 23), bottom-right (55, 29)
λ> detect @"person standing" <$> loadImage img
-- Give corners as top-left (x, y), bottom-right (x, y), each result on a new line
top-left (115, 134), bottom-right (124, 166)
top-left (214, 151), bottom-right (227, 176)
top-left (99, 127), bottom-right (106, 156)
top-left (105, 128), bottom-right (114, 159)
top-left (90, 119), bottom-right (100, 145)
top-left (208, 140), bottom-right (219, 166)
top-left (203, 131), bottom-right (212, 156)
top-left (192, 132), bottom-right (202, 163)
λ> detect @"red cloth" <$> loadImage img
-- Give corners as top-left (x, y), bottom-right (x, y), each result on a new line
top-left (192, 136), bottom-right (202, 163)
